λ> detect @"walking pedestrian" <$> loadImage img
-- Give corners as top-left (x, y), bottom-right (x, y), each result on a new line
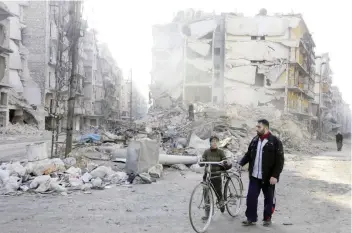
top-left (336, 132), bottom-right (343, 151)
top-left (239, 119), bottom-right (285, 227)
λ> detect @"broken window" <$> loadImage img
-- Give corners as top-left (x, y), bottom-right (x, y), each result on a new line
top-left (0, 56), bottom-right (5, 82)
top-left (255, 73), bottom-right (265, 87)
top-left (0, 24), bottom-right (5, 46)
top-left (48, 72), bottom-right (52, 88)
top-left (0, 112), bottom-right (5, 127)
top-left (251, 36), bottom-right (265, 40)
top-left (0, 92), bottom-right (7, 106)
top-left (214, 48), bottom-right (220, 55)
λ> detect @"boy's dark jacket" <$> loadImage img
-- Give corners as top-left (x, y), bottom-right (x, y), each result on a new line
top-left (201, 148), bottom-right (232, 172)
top-left (239, 133), bottom-right (284, 183)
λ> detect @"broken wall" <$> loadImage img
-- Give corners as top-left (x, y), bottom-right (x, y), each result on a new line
top-left (151, 23), bottom-right (185, 107)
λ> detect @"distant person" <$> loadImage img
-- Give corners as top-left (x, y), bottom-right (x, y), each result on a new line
top-left (239, 119), bottom-right (284, 227)
top-left (336, 132), bottom-right (343, 151)
top-left (200, 135), bottom-right (232, 220)
top-left (188, 104), bottom-right (194, 121)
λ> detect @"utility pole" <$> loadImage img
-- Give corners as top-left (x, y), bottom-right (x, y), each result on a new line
top-left (284, 27), bottom-right (291, 113)
top-left (65, 1), bottom-right (82, 156)
top-left (129, 69), bottom-right (133, 125)
top-left (318, 61), bottom-right (326, 140)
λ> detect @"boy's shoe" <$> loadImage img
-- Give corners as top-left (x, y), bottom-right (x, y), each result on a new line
top-left (242, 220), bottom-right (256, 226)
top-left (263, 219), bottom-right (272, 226)
top-left (219, 200), bottom-right (225, 213)
top-left (202, 211), bottom-right (210, 221)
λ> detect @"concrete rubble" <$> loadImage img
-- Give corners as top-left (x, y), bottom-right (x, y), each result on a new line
top-left (0, 100), bottom-right (330, 196)
top-left (0, 123), bottom-right (50, 138)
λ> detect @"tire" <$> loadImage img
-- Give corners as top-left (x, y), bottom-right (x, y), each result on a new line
top-left (224, 175), bottom-right (243, 217)
top-left (189, 182), bottom-right (214, 233)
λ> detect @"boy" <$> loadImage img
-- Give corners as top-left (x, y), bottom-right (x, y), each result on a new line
top-left (200, 135), bottom-right (232, 219)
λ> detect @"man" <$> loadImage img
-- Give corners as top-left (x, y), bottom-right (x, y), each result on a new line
top-left (336, 132), bottom-right (343, 151)
top-left (239, 119), bottom-right (284, 227)
top-left (200, 135), bottom-right (232, 219)
top-left (188, 104), bottom-right (194, 121)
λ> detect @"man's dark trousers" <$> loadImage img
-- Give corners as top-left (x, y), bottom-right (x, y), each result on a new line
top-left (246, 176), bottom-right (275, 222)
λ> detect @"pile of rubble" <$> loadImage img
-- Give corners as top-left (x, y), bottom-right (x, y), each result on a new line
top-left (0, 123), bottom-right (50, 137)
top-left (0, 140), bottom-right (165, 195)
top-left (136, 103), bottom-right (327, 156)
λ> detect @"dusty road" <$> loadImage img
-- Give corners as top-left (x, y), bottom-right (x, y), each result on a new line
top-left (0, 135), bottom-right (67, 162)
top-left (0, 143), bottom-right (350, 233)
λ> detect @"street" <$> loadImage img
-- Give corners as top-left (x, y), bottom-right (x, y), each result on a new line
top-left (0, 142), bottom-right (350, 233)
top-left (0, 135), bottom-right (67, 162)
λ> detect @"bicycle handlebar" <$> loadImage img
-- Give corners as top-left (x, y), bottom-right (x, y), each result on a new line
top-left (198, 160), bottom-right (228, 166)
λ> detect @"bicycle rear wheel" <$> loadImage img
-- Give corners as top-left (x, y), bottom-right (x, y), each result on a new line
top-left (189, 182), bottom-right (214, 233)
top-left (224, 175), bottom-right (243, 217)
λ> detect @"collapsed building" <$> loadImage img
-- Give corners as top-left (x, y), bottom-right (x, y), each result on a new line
top-left (151, 9), bottom-right (350, 136)
top-left (0, 1), bottom-right (43, 129)
top-left (16, 1), bottom-right (123, 132)
top-left (315, 53), bottom-right (351, 135)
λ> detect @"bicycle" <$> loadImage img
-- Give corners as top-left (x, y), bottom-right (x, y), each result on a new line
top-left (188, 160), bottom-right (244, 233)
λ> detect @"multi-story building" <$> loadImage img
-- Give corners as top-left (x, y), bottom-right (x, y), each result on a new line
top-left (120, 78), bottom-right (147, 121)
top-left (23, 1), bottom-right (121, 131)
top-left (81, 30), bottom-right (122, 129)
top-left (120, 79), bottom-right (131, 121)
top-left (152, 10), bottom-right (316, 128)
top-left (0, 1), bottom-right (43, 128)
top-left (23, 0), bottom-right (71, 130)
top-left (0, 2), bottom-right (13, 127)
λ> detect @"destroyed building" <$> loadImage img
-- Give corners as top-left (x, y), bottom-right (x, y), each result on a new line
top-left (120, 78), bottom-right (147, 121)
top-left (0, 1), bottom-right (43, 129)
top-left (315, 53), bottom-right (351, 135)
top-left (19, 1), bottom-right (123, 132)
top-left (0, 2), bottom-right (13, 127)
top-left (151, 9), bottom-right (350, 136)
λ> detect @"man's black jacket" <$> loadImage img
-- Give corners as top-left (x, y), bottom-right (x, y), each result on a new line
top-left (239, 134), bottom-right (284, 183)
top-left (336, 134), bottom-right (343, 143)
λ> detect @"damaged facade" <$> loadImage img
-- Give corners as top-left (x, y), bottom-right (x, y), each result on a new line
top-left (120, 79), bottom-right (147, 121)
top-left (21, 1), bottom-right (122, 132)
top-left (0, 1), bottom-right (43, 128)
top-left (151, 9), bottom-right (350, 136)
top-left (315, 53), bottom-right (351, 135)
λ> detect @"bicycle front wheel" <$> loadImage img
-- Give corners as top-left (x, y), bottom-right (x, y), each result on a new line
top-left (189, 182), bottom-right (214, 233)
top-left (224, 175), bottom-right (243, 217)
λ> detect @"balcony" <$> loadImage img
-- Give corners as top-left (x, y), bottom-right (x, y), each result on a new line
top-left (74, 106), bottom-right (85, 115)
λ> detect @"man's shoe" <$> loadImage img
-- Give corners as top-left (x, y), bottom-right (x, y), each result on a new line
top-left (242, 220), bottom-right (256, 226)
top-left (263, 219), bottom-right (272, 227)
top-left (201, 215), bottom-right (209, 221)
top-left (219, 200), bottom-right (225, 213)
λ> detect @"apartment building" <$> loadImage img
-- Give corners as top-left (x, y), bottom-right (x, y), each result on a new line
top-left (0, 1), bottom-right (43, 128)
top-left (23, 1), bottom-right (121, 131)
top-left (0, 2), bottom-right (13, 127)
top-left (81, 30), bottom-right (122, 128)
top-left (120, 78), bottom-right (147, 121)
top-left (120, 79), bottom-right (131, 121)
top-left (152, 10), bottom-right (318, 128)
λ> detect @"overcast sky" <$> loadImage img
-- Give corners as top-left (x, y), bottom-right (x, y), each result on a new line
top-left (84, 0), bottom-right (352, 105)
